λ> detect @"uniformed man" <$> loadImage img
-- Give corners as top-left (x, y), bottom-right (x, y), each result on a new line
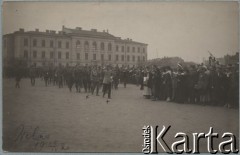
top-left (102, 65), bottom-right (112, 99)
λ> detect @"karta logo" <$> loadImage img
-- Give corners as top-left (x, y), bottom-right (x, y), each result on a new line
top-left (142, 125), bottom-right (239, 154)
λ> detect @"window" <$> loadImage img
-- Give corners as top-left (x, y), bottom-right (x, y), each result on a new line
top-left (42, 51), bottom-right (45, 59)
top-left (93, 54), bottom-right (96, 60)
top-left (132, 55), bottom-right (135, 62)
top-left (50, 52), bottom-right (54, 59)
top-left (127, 55), bottom-right (130, 61)
top-left (84, 41), bottom-right (89, 51)
top-left (66, 52), bottom-right (69, 59)
top-left (66, 42), bottom-right (69, 49)
top-left (24, 50), bottom-right (28, 58)
top-left (42, 40), bottom-right (45, 47)
top-left (143, 56), bottom-right (145, 61)
top-left (138, 56), bottom-right (140, 62)
top-left (85, 53), bottom-right (88, 60)
top-left (143, 48), bottom-right (145, 53)
top-left (58, 52), bottom-right (61, 59)
top-left (50, 40), bottom-right (54, 48)
top-left (33, 51), bottom-right (37, 58)
top-left (101, 54), bottom-right (104, 61)
top-left (33, 39), bottom-right (37, 47)
top-left (108, 43), bottom-right (112, 51)
top-left (24, 38), bottom-right (28, 46)
top-left (77, 53), bottom-right (80, 60)
top-left (92, 42), bottom-right (97, 50)
top-left (101, 42), bottom-right (104, 50)
top-left (127, 46), bottom-right (130, 53)
top-left (116, 45), bottom-right (119, 52)
top-left (116, 55), bottom-right (119, 61)
top-left (76, 40), bottom-right (81, 48)
top-left (58, 41), bottom-right (62, 48)
top-left (121, 55), bottom-right (124, 61)
top-left (138, 47), bottom-right (140, 53)
top-left (108, 54), bottom-right (111, 61)
top-left (132, 47), bottom-right (135, 53)
top-left (121, 46), bottom-right (124, 52)
top-left (42, 62), bottom-right (45, 66)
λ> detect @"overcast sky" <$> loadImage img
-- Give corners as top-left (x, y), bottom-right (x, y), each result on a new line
top-left (2, 1), bottom-right (239, 63)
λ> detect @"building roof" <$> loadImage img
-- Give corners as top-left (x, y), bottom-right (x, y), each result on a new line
top-left (5, 26), bottom-right (148, 46)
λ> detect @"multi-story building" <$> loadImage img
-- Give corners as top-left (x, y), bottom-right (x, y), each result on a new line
top-left (3, 26), bottom-right (147, 67)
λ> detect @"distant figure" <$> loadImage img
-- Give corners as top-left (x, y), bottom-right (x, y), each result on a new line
top-left (15, 66), bottom-right (23, 88)
top-left (29, 66), bottom-right (37, 86)
top-left (102, 66), bottom-right (112, 99)
top-left (122, 68), bottom-right (128, 88)
top-left (90, 66), bottom-right (100, 96)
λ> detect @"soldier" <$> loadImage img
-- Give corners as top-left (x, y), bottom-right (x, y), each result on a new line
top-left (82, 66), bottom-right (89, 93)
top-left (43, 67), bottom-right (50, 87)
top-left (15, 65), bottom-right (23, 88)
top-left (91, 66), bottom-right (100, 96)
top-left (66, 67), bottom-right (75, 92)
top-left (122, 68), bottom-right (128, 88)
top-left (57, 67), bottom-right (64, 88)
top-left (102, 65), bottom-right (112, 99)
top-left (112, 68), bottom-right (120, 90)
top-left (29, 65), bottom-right (36, 86)
top-left (74, 66), bottom-right (82, 93)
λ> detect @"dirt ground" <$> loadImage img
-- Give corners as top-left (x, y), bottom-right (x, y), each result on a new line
top-left (2, 78), bottom-right (239, 153)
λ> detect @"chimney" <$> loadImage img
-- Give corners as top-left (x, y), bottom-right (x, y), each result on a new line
top-left (91, 29), bottom-right (97, 32)
top-left (19, 28), bottom-right (24, 32)
top-left (106, 29), bottom-right (109, 33)
top-left (76, 27), bottom-right (82, 30)
top-left (35, 29), bottom-right (39, 32)
top-left (46, 30), bottom-right (49, 33)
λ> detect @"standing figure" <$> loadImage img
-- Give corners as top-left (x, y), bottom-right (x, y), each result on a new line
top-left (122, 68), bottom-right (128, 88)
top-left (29, 66), bottom-right (36, 86)
top-left (15, 65), bottom-right (23, 88)
top-left (43, 68), bottom-right (50, 87)
top-left (91, 66), bottom-right (100, 96)
top-left (102, 66), bottom-right (112, 99)
top-left (143, 67), bottom-right (152, 99)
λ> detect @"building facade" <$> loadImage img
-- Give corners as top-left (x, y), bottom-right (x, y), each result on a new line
top-left (3, 26), bottom-right (147, 67)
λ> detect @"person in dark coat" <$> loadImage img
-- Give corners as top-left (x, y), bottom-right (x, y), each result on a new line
top-left (175, 64), bottom-right (186, 103)
top-left (43, 68), bottom-right (50, 87)
top-left (29, 65), bottom-right (37, 86)
top-left (74, 66), bottom-right (82, 93)
top-left (15, 65), bottom-right (23, 88)
top-left (122, 68), bottom-right (128, 88)
top-left (66, 67), bottom-right (75, 92)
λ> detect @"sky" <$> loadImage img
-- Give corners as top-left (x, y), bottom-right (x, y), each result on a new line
top-left (2, 1), bottom-right (239, 63)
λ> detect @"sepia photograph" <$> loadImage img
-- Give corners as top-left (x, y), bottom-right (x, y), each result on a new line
top-left (2, 1), bottom-right (239, 153)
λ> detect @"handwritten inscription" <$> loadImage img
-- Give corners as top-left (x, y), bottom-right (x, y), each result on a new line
top-left (14, 124), bottom-right (70, 151)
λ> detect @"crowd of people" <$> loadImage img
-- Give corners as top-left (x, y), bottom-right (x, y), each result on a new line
top-left (6, 60), bottom-right (239, 108)
top-left (9, 64), bottom-right (131, 99)
top-left (142, 63), bottom-right (239, 108)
